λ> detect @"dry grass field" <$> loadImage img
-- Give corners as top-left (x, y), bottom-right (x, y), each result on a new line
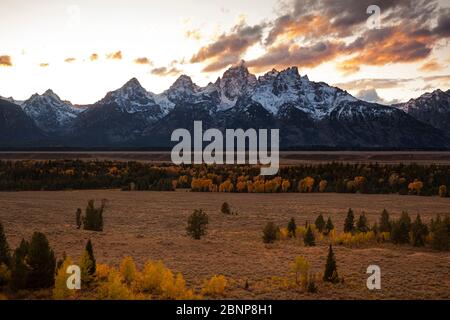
top-left (0, 190), bottom-right (449, 299)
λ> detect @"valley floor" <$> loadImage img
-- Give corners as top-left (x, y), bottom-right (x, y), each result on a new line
top-left (0, 190), bottom-right (449, 299)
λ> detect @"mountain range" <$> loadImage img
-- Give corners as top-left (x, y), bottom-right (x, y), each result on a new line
top-left (1, 61), bottom-right (449, 149)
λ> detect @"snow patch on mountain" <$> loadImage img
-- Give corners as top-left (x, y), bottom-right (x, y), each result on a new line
top-left (22, 89), bottom-right (85, 131)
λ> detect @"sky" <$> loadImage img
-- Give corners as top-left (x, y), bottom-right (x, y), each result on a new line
top-left (0, 0), bottom-right (449, 105)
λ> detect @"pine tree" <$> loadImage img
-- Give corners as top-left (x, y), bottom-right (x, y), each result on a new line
top-left (186, 209), bottom-right (209, 240)
top-left (83, 200), bottom-right (105, 231)
top-left (0, 222), bottom-right (11, 267)
top-left (391, 211), bottom-right (411, 244)
top-left (379, 209), bottom-right (391, 233)
top-left (315, 214), bottom-right (326, 233)
top-left (303, 225), bottom-right (315, 246)
top-left (262, 222), bottom-right (278, 244)
top-left (287, 218), bottom-right (297, 238)
top-left (26, 232), bottom-right (56, 289)
top-left (76, 208), bottom-right (82, 229)
top-left (344, 208), bottom-right (355, 233)
top-left (323, 244), bottom-right (339, 283)
top-left (411, 214), bottom-right (428, 247)
top-left (80, 239), bottom-right (96, 283)
top-left (324, 217), bottom-right (334, 235)
top-left (10, 239), bottom-right (30, 290)
top-left (356, 213), bottom-right (369, 233)
top-left (431, 217), bottom-right (449, 251)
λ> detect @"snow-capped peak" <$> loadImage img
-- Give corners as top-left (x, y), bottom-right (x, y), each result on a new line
top-left (251, 66), bottom-right (356, 118)
top-left (22, 89), bottom-right (85, 132)
top-left (99, 78), bottom-right (165, 115)
top-left (214, 60), bottom-right (257, 110)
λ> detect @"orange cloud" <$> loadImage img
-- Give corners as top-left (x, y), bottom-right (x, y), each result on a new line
top-left (248, 41), bottom-right (344, 73)
top-left (106, 51), bottom-right (122, 60)
top-left (64, 57), bottom-right (76, 63)
top-left (150, 66), bottom-right (181, 76)
top-left (190, 22), bottom-right (265, 72)
top-left (90, 53), bottom-right (99, 61)
top-left (418, 59), bottom-right (443, 72)
top-left (0, 55), bottom-right (12, 67)
top-left (185, 29), bottom-right (202, 40)
top-left (134, 57), bottom-right (152, 65)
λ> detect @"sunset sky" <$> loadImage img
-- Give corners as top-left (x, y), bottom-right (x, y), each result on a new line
top-left (0, 0), bottom-right (449, 105)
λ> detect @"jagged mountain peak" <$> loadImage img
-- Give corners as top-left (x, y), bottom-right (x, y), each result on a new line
top-left (169, 74), bottom-right (198, 92)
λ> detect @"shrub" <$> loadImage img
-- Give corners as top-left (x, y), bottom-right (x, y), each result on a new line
top-left (323, 245), bottom-right (339, 283)
top-left (287, 218), bottom-right (297, 238)
top-left (83, 200), bottom-right (105, 231)
top-left (120, 256), bottom-right (137, 285)
top-left (315, 214), bottom-right (326, 233)
top-left (186, 209), bottom-right (209, 240)
top-left (96, 264), bottom-right (113, 282)
top-left (262, 222), bottom-right (278, 244)
top-left (411, 214), bottom-right (428, 247)
top-left (290, 256), bottom-right (309, 288)
top-left (307, 274), bottom-right (318, 293)
top-left (303, 225), bottom-right (315, 246)
top-left (201, 275), bottom-right (227, 297)
top-left (160, 271), bottom-right (194, 300)
top-left (220, 202), bottom-right (231, 215)
top-left (136, 260), bottom-right (167, 293)
top-left (98, 270), bottom-right (132, 300)
top-left (53, 256), bottom-right (76, 300)
top-left (344, 208), bottom-right (355, 233)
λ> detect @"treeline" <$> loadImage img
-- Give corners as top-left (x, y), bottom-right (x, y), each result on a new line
top-left (262, 210), bottom-right (450, 251)
top-left (1, 160), bottom-right (450, 196)
top-left (0, 160), bottom-right (176, 191)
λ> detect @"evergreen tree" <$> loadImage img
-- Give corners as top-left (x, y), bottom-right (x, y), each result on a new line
top-left (186, 209), bottom-right (209, 240)
top-left (411, 214), bottom-right (428, 247)
top-left (379, 209), bottom-right (391, 233)
top-left (220, 202), bottom-right (231, 215)
top-left (431, 218), bottom-right (449, 251)
top-left (287, 218), bottom-right (297, 238)
top-left (26, 232), bottom-right (56, 289)
top-left (303, 225), bottom-right (315, 246)
top-left (356, 213), bottom-right (369, 233)
top-left (262, 222), bottom-right (278, 244)
top-left (344, 208), bottom-right (355, 233)
top-left (323, 244), bottom-right (339, 283)
top-left (83, 200), bottom-right (105, 232)
top-left (0, 222), bottom-right (11, 266)
top-left (76, 208), bottom-right (82, 229)
top-left (391, 211), bottom-right (411, 244)
top-left (10, 239), bottom-right (30, 290)
top-left (315, 214), bottom-right (326, 233)
top-left (80, 239), bottom-right (96, 283)
top-left (324, 217), bottom-right (334, 235)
